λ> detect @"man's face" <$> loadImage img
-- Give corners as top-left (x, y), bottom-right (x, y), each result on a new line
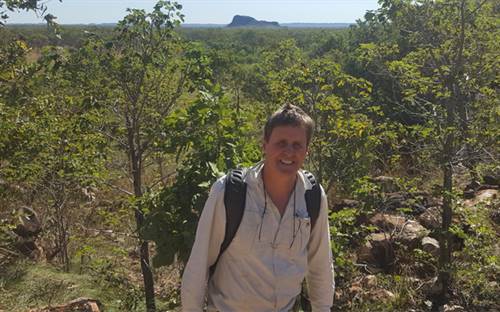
top-left (263, 125), bottom-right (308, 177)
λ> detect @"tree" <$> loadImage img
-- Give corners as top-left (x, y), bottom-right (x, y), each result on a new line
top-left (0, 38), bottom-right (106, 271)
top-left (0, 0), bottom-right (61, 27)
top-left (353, 0), bottom-right (498, 307)
top-left (142, 83), bottom-right (259, 271)
top-left (261, 39), bottom-right (381, 194)
top-left (70, 2), bottom-right (209, 310)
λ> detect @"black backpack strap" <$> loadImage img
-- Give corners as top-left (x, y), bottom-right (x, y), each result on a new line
top-left (300, 171), bottom-right (323, 311)
top-left (303, 171), bottom-right (322, 230)
top-left (208, 168), bottom-right (247, 278)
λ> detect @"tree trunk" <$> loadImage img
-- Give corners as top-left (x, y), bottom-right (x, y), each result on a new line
top-left (128, 125), bottom-right (156, 312)
top-left (135, 209), bottom-right (156, 312)
top-left (436, 96), bottom-right (456, 308)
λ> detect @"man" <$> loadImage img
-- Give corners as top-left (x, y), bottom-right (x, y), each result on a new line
top-left (181, 104), bottom-right (334, 311)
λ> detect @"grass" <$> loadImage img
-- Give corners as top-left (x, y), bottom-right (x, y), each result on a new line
top-left (0, 260), bottom-right (137, 312)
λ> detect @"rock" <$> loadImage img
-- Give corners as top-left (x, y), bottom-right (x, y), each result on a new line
top-left (14, 237), bottom-right (41, 259)
top-left (412, 203), bottom-right (427, 215)
top-left (421, 276), bottom-right (441, 297)
top-left (421, 236), bottom-right (440, 257)
top-left (491, 208), bottom-right (500, 224)
top-left (464, 189), bottom-right (498, 207)
top-left (463, 189), bottom-right (475, 199)
top-left (357, 233), bottom-right (395, 271)
top-left (418, 206), bottom-right (442, 230)
top-left (369, 213), bottom-right (405, 232)
top-left (29, 298), bottom-right (102, 312)
top-left (332, 199), bottom-right (361, 211)
top-left (483, 175), bottom-right (499, 186)
top-left (368, 213), bottom-right (429, 246)
top-left (227, 15), bottom-right (280, 28)
top-left (477, 184), bottom-right (499, 191)
top-left (348, 284), bottom-right (363, 296)
top-left (371, 176), bottom-right (400, 193)
top-left (362, 275), bottom-right (378, 288)
top-left (398, 220), bottom-right (429, 246)
top-left (439, 305), bottom-right (466, 312)
top-left (365, 289), bottom-right (396, 303)
top-left (12, 207), bottom-right (41, 238)
top-left (475, 189), bottom-right (498, 202)
top-left (383, 192), bottom-right (409, 210)
top-left (380, 191), bottom-right (429, 213)
top-left (426, 197), bottom-right (443, 208)
top-left (465, 180), bottom-right (481, 191)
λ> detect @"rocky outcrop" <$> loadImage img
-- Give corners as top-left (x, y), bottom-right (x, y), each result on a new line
top-left (11, 207), bottom-right (42, 259)
top-left (370, 176), bottom-right (400, 193)
top-left (464, 189), bottom-right (498, 208)
top-left (440, 305), bottom-right (466, 312)
top-left (421, 236), bottom-right (440, 257)
top-left (346, 275), bottom-right (396, 305)
top-left (227, 15), bottom-right (280, 28)
top-left (464, 175), bottom-right (499, 198)
top-left (357, 232), bottom-right (395, 272)
top-left (13, 206), bottom-right (41, 238)
top-left (29, 298), bottom-right (102, 312)
top-left (332, 199), bottom-right (361, 211)
top-left (368, 213), bottom-right (429, 246)
top-left (418, 206), bottom-right (442, 230)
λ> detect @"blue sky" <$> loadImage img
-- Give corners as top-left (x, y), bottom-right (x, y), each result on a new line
top-left (7, 0), bottom-right (380, 24)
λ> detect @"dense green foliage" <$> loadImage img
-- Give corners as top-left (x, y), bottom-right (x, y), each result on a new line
top-left (1, 1), bottom-right (498, 311)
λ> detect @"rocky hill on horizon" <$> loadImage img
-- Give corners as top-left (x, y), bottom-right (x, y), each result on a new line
top-left (227, 15), bottom-right (280, 28)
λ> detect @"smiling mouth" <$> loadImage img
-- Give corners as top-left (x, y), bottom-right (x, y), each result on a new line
top-left (280, 159), bottom-right (294, 165)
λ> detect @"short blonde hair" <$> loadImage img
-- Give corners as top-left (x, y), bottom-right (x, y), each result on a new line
top-left (263, 104), bottom-right (314, 145)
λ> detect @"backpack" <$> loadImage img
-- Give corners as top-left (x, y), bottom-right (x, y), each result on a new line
top-left (209, 168), bottom-right (322, 277)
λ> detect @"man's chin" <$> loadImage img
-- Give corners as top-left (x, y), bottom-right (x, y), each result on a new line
top-left (276, 164), bottom-right (299, 175)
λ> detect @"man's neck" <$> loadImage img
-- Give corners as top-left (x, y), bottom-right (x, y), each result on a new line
top-left (262, 166), bottom-right (298, 214)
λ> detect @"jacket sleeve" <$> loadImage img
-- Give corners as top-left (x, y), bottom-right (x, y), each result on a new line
top-left (181, 177), bottom-right (226, 312)
top-left (306, 187), bottom-right (335, 312)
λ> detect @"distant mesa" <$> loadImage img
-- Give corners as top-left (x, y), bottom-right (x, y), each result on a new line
top-left (227, 15), bottom-right (280, 28)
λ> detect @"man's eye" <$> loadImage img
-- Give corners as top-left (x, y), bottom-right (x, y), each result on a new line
top-left (277, 141), bottom-right (287, 148)
top-left (293, 143), bottom-right (303, 150)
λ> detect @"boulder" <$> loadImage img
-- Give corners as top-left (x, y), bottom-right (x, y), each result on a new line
top-left (371, 176), bottom-right (400, 193)
top-left (421, 236), bottom-right (440, 257)
top-left (14, 238), bottom-right (41, 259)
top-left (477, 184), bottom-right (499, 191)
top-left (332, 199), bottom-right (361, 211)
top-left (379, 191), bottom-right (429, 214)
top-left (491, 208), bottom-right (500, 225)
top-left (483, 175), bottom-right (499, 186)
top-left (421, 276), bottom-right (441, 297)
top-left (361, 274), bottom-right (378, 288)
top-left (12, 207), bottom-right (41, 238)
top-left (382, 192), bottom-right (409, 211)
top-left (357, 233), bottom-right (395, 271)
top-left (29, 298), bottom-right (102, 312)
top-left (475, 189), bottom-right (498, 202)
top-left (439, 305), bottom-right (466, 312)
top-left (463, 189), bottom-right (475, 199)
top-left (369, 213), bottom-right (405, 232)
top-left (465, 180), bottom-right (481, 190)
top-left (368, 213), bottom-right (429, 246)
top-left (464, 189), bottom-right (498, 207)
top-left (365, 289), bottom-right (396, 303)
top-left (398, 220), bottom-right (429, 246)
top-left (418, 206), bottom-right (442, 230)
